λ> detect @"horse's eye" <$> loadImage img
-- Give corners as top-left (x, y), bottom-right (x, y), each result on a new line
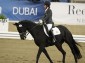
top-left (19, 24), bottom-right (22, 27)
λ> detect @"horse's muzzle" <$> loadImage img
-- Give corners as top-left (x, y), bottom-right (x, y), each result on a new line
top-left (19, 33), bottom-right (26, 40)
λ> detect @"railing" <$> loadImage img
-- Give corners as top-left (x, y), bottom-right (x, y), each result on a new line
top-left (0, 32), bottom-right (33, 40)
top-left (0, 32), bottom-right (85, 42)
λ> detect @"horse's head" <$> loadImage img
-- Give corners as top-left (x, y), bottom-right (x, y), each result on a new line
top-left (14, 22), bottom-right (27, 40)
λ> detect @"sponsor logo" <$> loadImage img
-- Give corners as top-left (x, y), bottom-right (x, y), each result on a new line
top-left (13, 7), bottom-right (38, 15)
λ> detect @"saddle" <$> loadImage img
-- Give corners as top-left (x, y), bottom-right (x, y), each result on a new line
top-left (43, 25), bottom-right (61, 37)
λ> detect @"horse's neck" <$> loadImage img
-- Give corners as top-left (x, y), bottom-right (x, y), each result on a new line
top-left (26, 23), bottom-right (39, 38)
top-left (28, 24), bottom-right (41, 38)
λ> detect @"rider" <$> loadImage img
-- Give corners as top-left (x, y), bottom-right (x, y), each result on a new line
top-left (39, 1), bottom-right (56, 42)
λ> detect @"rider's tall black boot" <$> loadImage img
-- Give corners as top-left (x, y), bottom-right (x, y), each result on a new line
top-left (51, 29), bottom-right (56, 42)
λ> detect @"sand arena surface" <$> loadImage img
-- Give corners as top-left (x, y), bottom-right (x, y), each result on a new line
top-left (0, 39), bottom-right (85, 63)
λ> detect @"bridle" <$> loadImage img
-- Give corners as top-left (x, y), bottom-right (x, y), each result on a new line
top-left (20, 23), bottom-right (40, 39)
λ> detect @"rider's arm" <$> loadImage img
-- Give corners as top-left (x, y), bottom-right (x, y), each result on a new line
top-left (42, 9), bottom-right (52, 23)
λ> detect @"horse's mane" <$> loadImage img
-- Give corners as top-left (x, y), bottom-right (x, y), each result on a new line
top-left (19, 20), bottom-right (35, 24)
top-left (19, 20), bottom-right (43, 29)
top-left (19, 20), bottom-right (38, 26)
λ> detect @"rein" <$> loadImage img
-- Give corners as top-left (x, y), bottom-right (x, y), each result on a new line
top-left (25, 23), bottom-right (41, 37)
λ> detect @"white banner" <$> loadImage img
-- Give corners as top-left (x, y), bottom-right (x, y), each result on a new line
top-left (51, 2), bottom-right (85, 25)
top-left (0, 18), bottom-right (9, 32)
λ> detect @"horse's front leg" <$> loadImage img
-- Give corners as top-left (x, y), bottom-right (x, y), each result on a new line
top-left (36, 47), bottom-right (42, 63)
top-left (42, 47), bottom-right (53, 63)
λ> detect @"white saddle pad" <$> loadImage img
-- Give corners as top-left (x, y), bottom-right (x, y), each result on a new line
top-left (52, 27), bottom-right (61, 35)
top-left (43, 26), bottom-right (61, 36)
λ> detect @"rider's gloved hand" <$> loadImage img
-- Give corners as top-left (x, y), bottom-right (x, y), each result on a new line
top-left (39, 19), bottom-right (43, 24)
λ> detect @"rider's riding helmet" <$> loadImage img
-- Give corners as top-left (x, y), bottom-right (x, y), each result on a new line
top-left (44, 1), bottom-right (51, 7)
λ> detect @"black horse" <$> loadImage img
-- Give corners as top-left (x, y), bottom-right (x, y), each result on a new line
top-left (14, 20), bottom-right (82, 63)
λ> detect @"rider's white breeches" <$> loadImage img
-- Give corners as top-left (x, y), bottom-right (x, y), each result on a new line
top-left (47, 24), bottom-right (52, 31)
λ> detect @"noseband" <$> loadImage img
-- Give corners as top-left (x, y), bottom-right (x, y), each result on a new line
top-left (19, 31), bottom-right (29, 39)
top-left (20, 23), bottom-right (39, 39)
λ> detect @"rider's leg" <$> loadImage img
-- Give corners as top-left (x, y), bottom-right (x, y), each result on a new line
top-left (47, 24), bottom-right (56, 42)
top-left (50, 29), bottom-right (56, 42)
top-left (44, 24), bottom-right (49, 35)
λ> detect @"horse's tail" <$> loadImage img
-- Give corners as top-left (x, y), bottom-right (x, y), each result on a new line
top-left (71, 39), bottom-right (82, 59)
top-left (63, 26), bottom-right (82, 59)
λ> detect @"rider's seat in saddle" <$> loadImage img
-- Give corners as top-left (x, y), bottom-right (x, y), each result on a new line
top-left (43, 25), bottom-right (61, 42)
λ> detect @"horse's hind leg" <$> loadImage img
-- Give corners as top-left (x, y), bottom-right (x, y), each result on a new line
top-left (67, 44), bottom-right (78, 63)
top-left (68, 45), bottom-right (78, 63)
top-left (55, 43), bottom-right (66, 63)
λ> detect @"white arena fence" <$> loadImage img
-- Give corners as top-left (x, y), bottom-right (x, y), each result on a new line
top-left (0, 32), bottom-right (85, 42)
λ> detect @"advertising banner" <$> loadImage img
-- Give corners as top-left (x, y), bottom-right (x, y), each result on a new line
top-left (0, 0), bottom-right (44, 21)
top-left (0, 0), bottom-right (85, 25)
top-left (51, 2), bottom-right (85, 25)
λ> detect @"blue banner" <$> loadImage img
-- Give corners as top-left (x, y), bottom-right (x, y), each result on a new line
top-left (0, 0), bottom-right (45, 21)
